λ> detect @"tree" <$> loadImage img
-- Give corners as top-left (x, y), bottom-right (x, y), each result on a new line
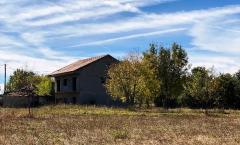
top-left (106, 54), bottom-right (141, 105)
top-left (235, 70), bottom-right (240, 80)
top-left (183, 67), bottom-right (218, 108)
top-left (7, 69), bottom-right (53, 96)
top-left (6, 69), bottom-right (36, 92)
top-left (215, 73), bottom-right (240, 109)
top-left (235, 71), bottom-right (240, 108)
top-left (106, 43), bottom-right (189, 108)
top-left (35, 76), bottom-right (53, 96)
top-left (138, 44), bottom-right (161, 107)
top-left (155, 43), bottom-right (188, 108)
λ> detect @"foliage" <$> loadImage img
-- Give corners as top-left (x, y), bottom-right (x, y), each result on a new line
top-left (183, 67), bottom-right (218, 108)
top-left (155, 43), bottom-right (188, 107)
top-left (214, 73), bottom-right (240, 108)
top-left (35, 76), bottom-right (53, 96)
top-left (6, 69), bottom-right (53, 96)
top-left (235, 70), bottom-right (240, 80)
top-left (138, 44), bottom-right (161, 107)
top-left (6, 69), bottom-right (36, 92)
top-left (106, 43), bottom-right (188, 108)
top-left (106, 42), bottom-right (240, 109)
top-left (106, 54), bottom-right (142, 105)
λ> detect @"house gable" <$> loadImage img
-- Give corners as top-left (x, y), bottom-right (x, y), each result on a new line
top-left (49, 54), bottom-right (118, 77)
top-left (50, 54), bottom-right (118, 105)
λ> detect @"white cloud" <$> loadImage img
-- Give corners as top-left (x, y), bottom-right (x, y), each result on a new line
top-left (2, 0), bottom-right (169, 26)
top-left (0, 33), bottom-right (69, 61)
top-left (0, 50), bottom-right (77, 77)
top-left (45, 5), bottom-right (240, 39)
top-left (190, 55), bottom-right (240, 74)
top-left (21, 32), bottom-right (46, 45)
top-left (0, 0), bottom-right (177, 75)
top-left (0, 0), bottom-right (240, 75)
top-left (71, 28), bottom-right (186, 47)
top-left (0, 34), bottom-right (26, 48)
top-left (189, 17), bottom-right (240, 53)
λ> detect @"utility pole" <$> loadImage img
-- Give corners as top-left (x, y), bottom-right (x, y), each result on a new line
top-left (4, 64), bottom-right (6, 94)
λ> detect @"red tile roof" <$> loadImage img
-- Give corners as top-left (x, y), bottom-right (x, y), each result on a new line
top-left (50, 54), bottom-right (112, 76)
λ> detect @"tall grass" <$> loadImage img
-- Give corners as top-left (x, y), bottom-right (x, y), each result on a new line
top-left (0, 105), bottom-right (240, 144)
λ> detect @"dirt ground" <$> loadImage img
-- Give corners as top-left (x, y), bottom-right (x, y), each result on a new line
top-left (0, 105), bottom-right (240, 145)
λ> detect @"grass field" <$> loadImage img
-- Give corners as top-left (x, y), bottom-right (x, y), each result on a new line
top-left (0, 105), bottom-right (240, 145)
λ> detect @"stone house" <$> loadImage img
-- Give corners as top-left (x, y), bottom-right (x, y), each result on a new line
top-left (49, 54), bottom-right (118, 105)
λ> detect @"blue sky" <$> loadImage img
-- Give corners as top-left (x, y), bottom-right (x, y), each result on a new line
top-left (0, 0), bottom-right (240, 92)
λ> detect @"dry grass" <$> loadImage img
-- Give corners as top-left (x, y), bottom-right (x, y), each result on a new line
top-left (0, 105), bottom-right (240, 145)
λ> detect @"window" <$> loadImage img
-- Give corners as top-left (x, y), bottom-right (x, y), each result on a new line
top-left (57, 80), bottom-right (60, 92)
top-left (63, 79), bottom-right (67, 86)
top-left (72, 77), bottom-right (77, 91)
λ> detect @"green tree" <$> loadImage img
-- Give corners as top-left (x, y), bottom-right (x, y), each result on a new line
top-left (183, 67), bottom-right (218, 108)
top-left (235, 70), bottom-right (240, 108)
top-left (106, 54), bottom-right (141, 105)
top-left (138, 44), bottom-right (161, 107)
top-left (155, 43), bottom-right (188, 108)
top-left (235, 70), bottom-right (240, 80)
top-left (35, 76), bottom-right (53, 96)
top-left (6, 69), bottom-right (36, 92)
top-left (215, 73), bottom-right (240, 108)
top-left (7, 69), bottom-right (53, 96)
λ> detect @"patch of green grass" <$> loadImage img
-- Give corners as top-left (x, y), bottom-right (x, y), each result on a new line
top-left (111, 130), bottom-right (129, 140)
top-left (35, 105), bottom-right (141, 116)
top-left (1, 105), bottom-right (240, 118)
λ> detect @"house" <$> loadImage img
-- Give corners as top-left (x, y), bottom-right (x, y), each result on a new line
top-left (49, 54), bottom-right (118, 105)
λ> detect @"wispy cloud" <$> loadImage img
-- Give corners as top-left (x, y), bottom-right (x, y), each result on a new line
top-left (0, 49), bottom-right (78, 76)
top-left (189, 16), bottom-right (240, 53)
top-left (190, 55), bottom-right (240, 74)
top-left (71, 28), bottom-right (186, 47)
top-left (2, 0), bottom-right (171, 26)
top-left (0, 0), bottom-right (175, 77)
top-left (44, 5), bottom-right (240, 39)
top-left (0, 0), bottom-right (239, 78)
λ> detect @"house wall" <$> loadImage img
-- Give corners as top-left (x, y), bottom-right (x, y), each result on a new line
top-left (77, 56), bottom-right (115, 105)
top-left (54, 56), bottom-right (118, 105)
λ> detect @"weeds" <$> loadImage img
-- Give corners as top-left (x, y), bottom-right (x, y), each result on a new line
top-left (112, 130), bottom-right (129, 140)
top-left (0, 105), bottom-right (240, 145)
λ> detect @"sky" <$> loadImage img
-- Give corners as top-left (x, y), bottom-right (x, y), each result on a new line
top-left (0, 0), bottom-right (240, 93)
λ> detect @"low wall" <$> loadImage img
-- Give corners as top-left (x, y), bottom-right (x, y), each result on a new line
top-left (3, 95), bottom-right (38, 108)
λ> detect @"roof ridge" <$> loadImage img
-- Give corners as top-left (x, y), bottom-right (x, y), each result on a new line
top-left (50, 54), bottom-right (111, 76)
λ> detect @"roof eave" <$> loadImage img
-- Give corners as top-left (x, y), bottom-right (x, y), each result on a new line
top-left (48, 71), bottom-right (76, 77)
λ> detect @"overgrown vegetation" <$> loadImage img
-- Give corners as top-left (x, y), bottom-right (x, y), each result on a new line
top-left (6, 69), bottom-right (53, 96)
top-left (0, 105), bottom-right (240, 145)
top-left (106, 43), bottom-right (240, 109)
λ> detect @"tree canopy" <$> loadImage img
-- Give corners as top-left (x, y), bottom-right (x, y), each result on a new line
top-left (6, 69), bottom-right (53, 96)
top-left (106, 43), bottom-right (240, 109)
